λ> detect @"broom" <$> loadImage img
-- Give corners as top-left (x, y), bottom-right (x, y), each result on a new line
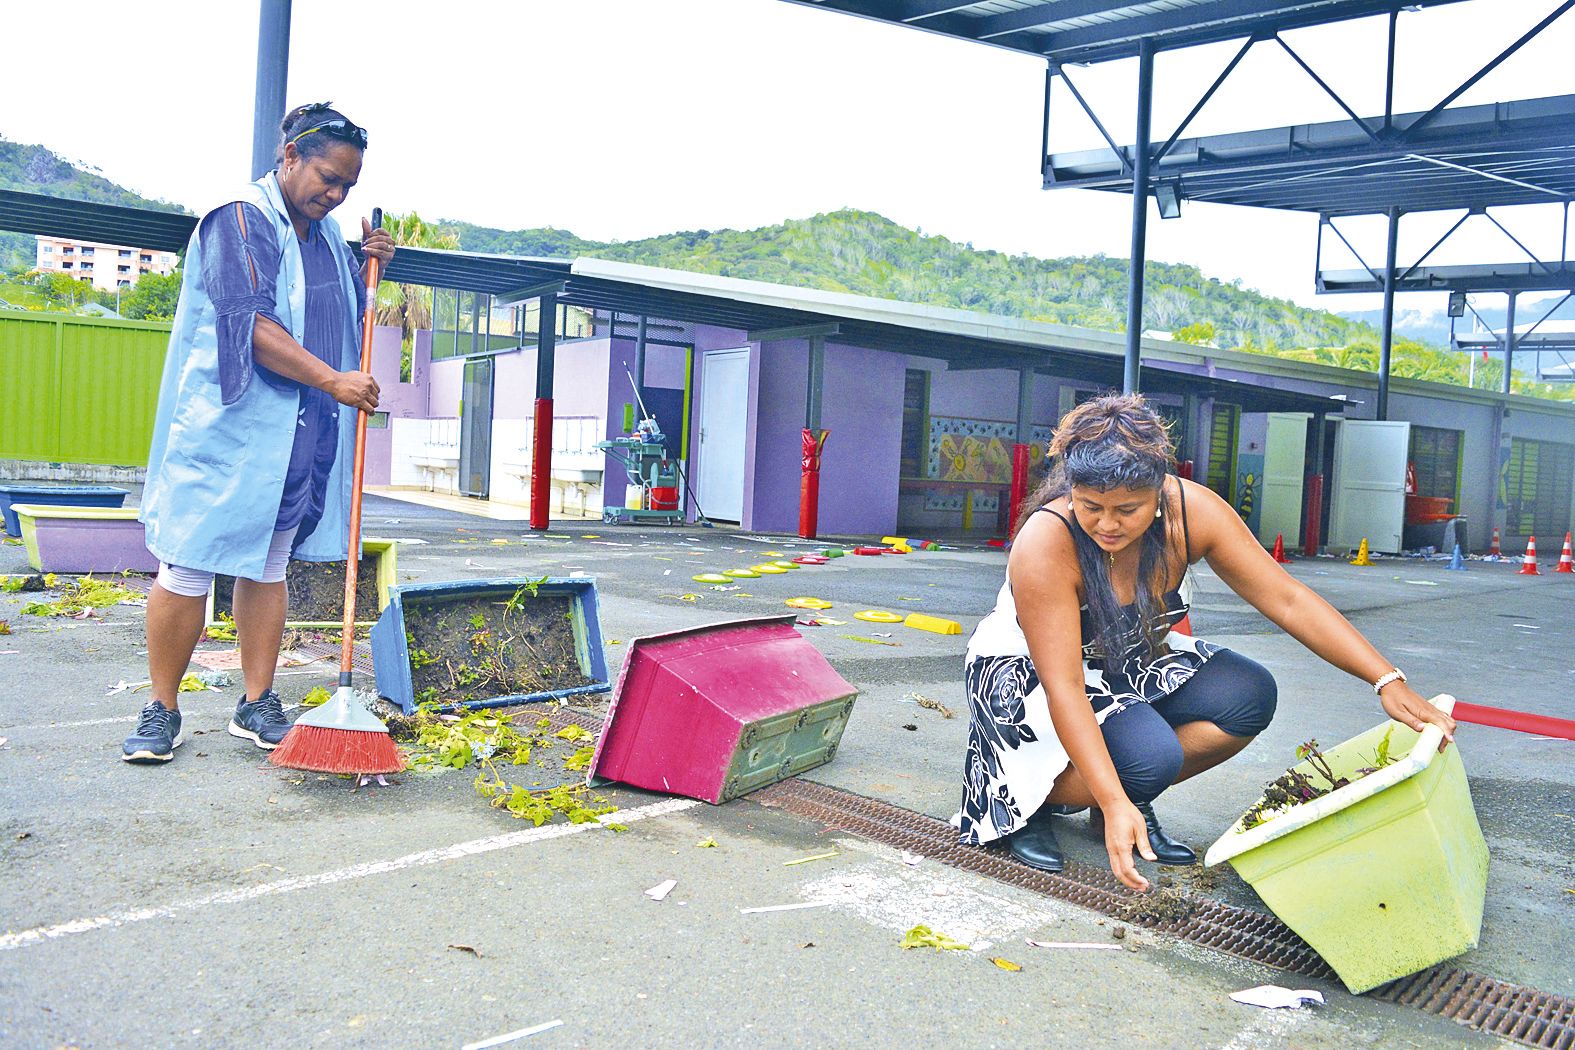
top-left (270, 207), bottom-right (403, 777)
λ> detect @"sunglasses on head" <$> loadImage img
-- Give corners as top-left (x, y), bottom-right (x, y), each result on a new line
top-left (289, 118), bottom-right (368, 149)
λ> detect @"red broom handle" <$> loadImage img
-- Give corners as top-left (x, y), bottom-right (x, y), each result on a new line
top-left (340, 208), bottom-right (382, 681)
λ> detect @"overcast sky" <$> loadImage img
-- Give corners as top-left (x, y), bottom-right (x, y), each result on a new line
top-left (2, 0), bottom-right (1571, 315)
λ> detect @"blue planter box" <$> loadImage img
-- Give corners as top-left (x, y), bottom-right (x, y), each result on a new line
top-left (370, 577), bottom-right (611, 714)
top-left (0, 485), bottom-right (129, 537)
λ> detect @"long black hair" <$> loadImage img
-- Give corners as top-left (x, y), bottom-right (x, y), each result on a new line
top-left (1023, 393), bottom-right (1179, 677)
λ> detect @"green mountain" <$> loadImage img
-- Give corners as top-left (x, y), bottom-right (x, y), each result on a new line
top-left (0, 138), bottom-right (191, 270)
top-left (440, 208), bottom-right (1372, 351)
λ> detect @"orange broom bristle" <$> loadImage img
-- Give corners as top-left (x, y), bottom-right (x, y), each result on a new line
top-left (268, 726), bottom-right (405, 775)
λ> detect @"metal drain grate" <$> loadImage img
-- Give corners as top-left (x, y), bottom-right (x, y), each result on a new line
top-left (754, 777), bottom-right (1573, 1050)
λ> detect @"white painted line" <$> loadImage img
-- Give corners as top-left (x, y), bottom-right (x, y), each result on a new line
top-left (0, 798), bottom-right (699, 952)
top-left (462, 1019), bottom-right (565, 1049)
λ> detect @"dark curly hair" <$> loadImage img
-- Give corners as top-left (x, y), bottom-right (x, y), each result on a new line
top-left (1022, 393), bottom-right (1180, 676)
top-left (274, 101), bottom-right (366, 166)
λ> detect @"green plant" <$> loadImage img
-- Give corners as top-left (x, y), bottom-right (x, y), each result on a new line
top-left (207, 611), bottom-right (238, 641)
top-left (300, 686), bottom-right (332, 707)
top-left (20, 575), bottom-right (139, 617)
top-left (1240, 732), bottom-right (1400, 831)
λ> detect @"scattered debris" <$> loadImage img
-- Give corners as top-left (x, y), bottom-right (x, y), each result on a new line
top-left (460, 1019), bottom-right (565, 1050)
top-left (0, 620), bottom-right (10, 636)
top-left (1110, 886), bottom-right (1196, 924)
top-left (901, 723), bottom-right (918, 731)
top-left (899, 851), bottom-right (923, 865)
top-left (783, 850), bottom-right (839, 866)
top-left (1111, 925), bottom-right (1127, 940)
top-left (800, 942), bottom-right (816, 949)
top-left (300, 686), bottom-right (332, 707)
top-left (842, 635), bottom-right (900, 647)
top-left (1024, 939), bottom-right (1124, 951)
top-left (740, 901), bottom-right (832, 914)
top-left (1240, 730), bottom-right (1397, 831)
top-left (204, 612), bottom-right (239, 642)
top-left (900, 925), bottom-right (970, 951)
top-left (447, 943), bottom-right (483, 958)
top-left (20, 575), bottom-right (140, 618)
top-left (1229, 986), bottom-right (1326, 1010)
top-left (194, 669), bottom-right (233, 690)
top-left (695, 837), bottom-right (719, 848)
top-left (645, 879), bottom-right (678, 902)
top-left (990, 957), bottom-right (1022, 972)
top-left (904, 692), bottom-right (955, 719)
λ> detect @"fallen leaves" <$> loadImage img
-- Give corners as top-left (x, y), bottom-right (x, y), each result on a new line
top-left (990, 957), bottom-right (1022, 972)
top-left (448, 943), bottom-right (483, 958)
top-left (900, 925), bottom-right (969, 951)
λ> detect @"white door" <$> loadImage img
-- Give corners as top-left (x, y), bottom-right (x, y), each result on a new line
top-left (1330, 419), bottom-right (1410, 554)
top-left (697, 349), bottom-right (750, 522)
top-left (1259, 413), bottom-right (1308, 547)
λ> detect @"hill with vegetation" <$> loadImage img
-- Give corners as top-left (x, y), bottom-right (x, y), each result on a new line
top-left (441, 208), bottom-right (1572, 401)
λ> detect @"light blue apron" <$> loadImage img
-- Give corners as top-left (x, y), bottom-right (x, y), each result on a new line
top-left (142, 172), bottom-right (362, 578)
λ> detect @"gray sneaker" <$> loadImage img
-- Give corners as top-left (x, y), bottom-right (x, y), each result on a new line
top-left (227, 690), bottom-right (293, 750)
top-left (122, 701), bottom-right (183, 763)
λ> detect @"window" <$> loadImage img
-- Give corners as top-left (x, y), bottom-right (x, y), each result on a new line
top-left (80, 262), bottom-right (93, 271)
top-left (62, 246), bottom-right (74, 255)
top-left (1505, 438), bottom-right (1574, 540)
top-left (1408, 426), bottom-right (1462, 505)
top-left (61, 261), bottom-right (73, 269)
top-left (139, 266), bottom-right (149, 274)
top-left (140, 254), bottom-right (152, 263)
top-left (117, 279), bottom-right (131, 287)
top-left (119, 249), bottom-right (133, 258)
top-left (42, 245), bottom-right (53, 254)
top-left (117, 265), bottom-right (130, 273)
top-left (899, 369), bottom-right (931, 477)
top-left (80, 247), bottom-right (94, 256)
top-left (1205, 402), bottom-right (1241, 506)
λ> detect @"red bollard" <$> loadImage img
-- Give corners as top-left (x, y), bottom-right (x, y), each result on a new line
top-left (1178, 460), bottom-right (1194, 481)
top-left (1303, 474), bottom-right (1324, 556)
top-left (1008, 443), bottom-right (1031, 538)
top-left (799, 428), bottom-right (829, 540)
top-left (529, 398), bottom-right (554, 531)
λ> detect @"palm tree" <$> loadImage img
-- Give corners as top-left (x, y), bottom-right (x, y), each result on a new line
top-left (375, 211), bottom-right (459, 380)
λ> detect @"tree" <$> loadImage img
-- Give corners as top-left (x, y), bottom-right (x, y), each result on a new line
top-left (1172, 320), bottom-right (1216, 346)
top-left (119, 271), bottom-right (181, 320)
top-left (375, 211), bottom-right (459, 381)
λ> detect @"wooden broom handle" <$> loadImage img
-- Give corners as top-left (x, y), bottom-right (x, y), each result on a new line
top-left (340, 207), bottom-right (382, 680)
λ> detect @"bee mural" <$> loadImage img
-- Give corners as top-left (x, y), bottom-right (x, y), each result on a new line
top-left (1236, 471), bottom-right (1256, 521)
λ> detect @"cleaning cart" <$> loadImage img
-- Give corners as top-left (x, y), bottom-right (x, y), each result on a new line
top-left (595, 417), bottom-right (683, 525)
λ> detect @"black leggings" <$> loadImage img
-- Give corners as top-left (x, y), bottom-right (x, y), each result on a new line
top-left (1100, 649), bottom-right (1277, 805)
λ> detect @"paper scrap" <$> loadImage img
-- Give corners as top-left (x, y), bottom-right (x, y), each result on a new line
top-left (1229, 985), bottom-right (1326, 1010)
top-left (644, 879), bottom-right (677, 902)
top-left (1024, 939), bottom-right (1124, 950)
top-left (739, 901), bottom-right (833, 914)
top-left (460, 1020), bottom-right (565, 1050)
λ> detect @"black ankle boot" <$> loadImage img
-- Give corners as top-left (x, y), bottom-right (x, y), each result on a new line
top-left (1004, 807), bottom-right (1065, 873)
top-left (1134, 801), bottom-right (1197, 865)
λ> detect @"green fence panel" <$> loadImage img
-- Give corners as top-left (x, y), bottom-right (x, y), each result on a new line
top-left (0, 312), bottom-right (62, 462)
top-left (0, 309), bottom-right (171, 467)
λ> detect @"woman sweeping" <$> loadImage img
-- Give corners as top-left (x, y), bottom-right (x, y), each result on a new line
top-left (958, 394), bottom-right (1456, 890)
top-left (122, 102), bottom-right (394, 763)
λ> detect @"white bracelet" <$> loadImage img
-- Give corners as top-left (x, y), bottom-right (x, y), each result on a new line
top-left (1372, 668), bottom-right (1407, 695)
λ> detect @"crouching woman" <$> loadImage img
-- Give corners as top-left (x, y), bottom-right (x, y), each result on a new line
top-left (957, 394), bottom-right (1454, 890)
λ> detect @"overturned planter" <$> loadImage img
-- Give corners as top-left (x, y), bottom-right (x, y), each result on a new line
top-left (1205, 694), bottom-right (1488, 994)
top-left (370, 577), bottom-right (609, 714)
top-left (0, 484), bottom-right (129, 537)
top-left (588, 615), bottom-right (859, 804)
top-left (206, 539), bottom-right (398, 629)
top-left (14, 504), bottom-right (157, 574)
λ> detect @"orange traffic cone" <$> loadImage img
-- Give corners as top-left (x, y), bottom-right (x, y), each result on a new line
top-left (1518, 536), bottom-right (1541, 575)
top-left (1556, 532), bottom-right (1574, 573)
top-left (1271, 533), bottom-right (1291, 564)
top-left (1489, 526), bottom-right (1502, 558)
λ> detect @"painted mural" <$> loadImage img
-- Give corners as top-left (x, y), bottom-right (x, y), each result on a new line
top-left (922, 417), bottom-right (1053, 511)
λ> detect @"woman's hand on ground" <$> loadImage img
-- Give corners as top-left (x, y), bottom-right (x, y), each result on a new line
top-left (1379, 682), bottom-right (1456, 751)
top-left (361, 218), bottom-right (396, 266)
top-left (327, 370), bottom-right (380, 414)
top-left (1102, 800), bottom-right (1156, 892)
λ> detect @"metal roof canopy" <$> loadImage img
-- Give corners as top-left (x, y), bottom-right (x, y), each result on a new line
top-left (1319, 261), bottom-right (1575, 294)
top-left (1048, 95), bottom-right (1575, 215)
top-left (782, 1), bottom-right (1466, 65)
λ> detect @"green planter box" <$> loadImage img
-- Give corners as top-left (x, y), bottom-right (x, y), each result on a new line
top-left (1204, 695), bottom-right (1488, 994)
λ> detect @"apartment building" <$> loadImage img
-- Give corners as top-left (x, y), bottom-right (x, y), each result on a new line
top-left (34, 236), bottom-right (178, 292)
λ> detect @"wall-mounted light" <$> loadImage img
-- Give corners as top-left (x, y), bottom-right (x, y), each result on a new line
top-left (1155, 180), bottom-right (1182, 220)
top-left (1447, 291), bottom-right (1467, 318)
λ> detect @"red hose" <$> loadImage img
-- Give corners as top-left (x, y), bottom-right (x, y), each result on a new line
top-left (1452, 701), bottom-right (1575, 740)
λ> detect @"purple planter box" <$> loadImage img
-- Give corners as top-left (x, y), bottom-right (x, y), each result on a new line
top-left (0, 485), bottom-right (129, 537)
top-left (14, 505), bottom-right (158, 574)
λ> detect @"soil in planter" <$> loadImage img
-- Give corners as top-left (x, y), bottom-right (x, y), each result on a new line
top-left (213, 557), bottom-right (380, 622)
top-left (403, 590), bottom-right (591, 706)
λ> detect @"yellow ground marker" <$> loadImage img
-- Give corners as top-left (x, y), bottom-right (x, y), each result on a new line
top-left (854, 610), bottom-right (903, 623)
top-left (904, 612), bottom-right (962, 635)
top-left (785, 597), bottom-right (833, 610)
top-left (693, 573), bottom-right (730, 584)
top-left (725, 568), bottom-right (760, 579)
top-left (750, 564), bottom-right (789, 574)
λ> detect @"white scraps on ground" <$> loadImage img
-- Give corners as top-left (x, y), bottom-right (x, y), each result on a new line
top-left (1229, 986), bottom-right (1326, 1009)
top-left (1024, 939), bottom-right (1125, 950)
top-left (645, 879), bottom-right (678, 902)
top-left (739, 901), bottom-right (835, 914)
top-left (0, 798), bottom-right (700, 952)
top-left (460, 1019), bottom-right (565, 1049)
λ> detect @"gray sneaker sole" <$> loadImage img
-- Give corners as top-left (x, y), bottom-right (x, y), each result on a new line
top-left (121, 730), bottom-right (185, 764)
top-left (227, 720), bottom-right (282, 750)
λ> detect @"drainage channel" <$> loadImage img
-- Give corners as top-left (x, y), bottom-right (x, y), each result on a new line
top-left (753, 777), bottom-right (1573, 1050)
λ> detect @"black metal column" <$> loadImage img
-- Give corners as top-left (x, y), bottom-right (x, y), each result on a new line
top-left (1502, 291), bottom-right (1518, 394)
top-left (1016, 368), bottom-right (1034, 442)
top-left (1377, 207), bottom-right (1400, 420)
top-left (251, 0), bottom-right (292, 180)
top-left (1123, 38), bottom-right (1155, 395)
top-left (633, 314), bottom-right (648, 417)
top-left (806, 335), bottom-right (826, 430)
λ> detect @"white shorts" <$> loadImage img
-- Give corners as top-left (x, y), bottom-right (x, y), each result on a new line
top-left (156, 527), bottom-right (298, 597)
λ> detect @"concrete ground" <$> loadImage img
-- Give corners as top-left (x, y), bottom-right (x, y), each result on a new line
top-left (1, 493), bottom-right (1571, 1049)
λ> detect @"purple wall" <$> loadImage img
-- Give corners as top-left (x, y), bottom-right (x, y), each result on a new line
top-left (818, 342), bottom-right (905, 535)
top-left (366, 326), bottom-right (430, 486)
